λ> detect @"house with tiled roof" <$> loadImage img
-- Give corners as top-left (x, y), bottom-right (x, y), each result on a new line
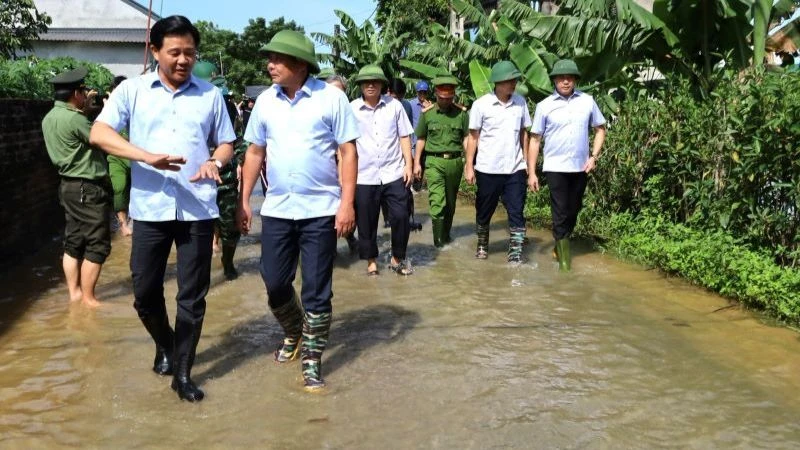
top-left (29, 0), bottom-right (159, 78)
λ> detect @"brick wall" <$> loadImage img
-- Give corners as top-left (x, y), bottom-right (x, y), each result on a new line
top-left (0, 99), bottom-right (61, 268)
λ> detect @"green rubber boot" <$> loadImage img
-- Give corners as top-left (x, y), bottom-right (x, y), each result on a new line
top-left (301, 310), bottom-right (332, 392)
top-left (507, 227), bottom-right (525, 263)
top-left (270, 293), bottom-right (304, 363)
top-left (556, 238), bottom-right (571, 272)
top-left (432, 219), bottom-right (445, 248)
top-left (221, 244), bottom-right (238, 280)
top-left (476, 224), bottom-right (490, 259)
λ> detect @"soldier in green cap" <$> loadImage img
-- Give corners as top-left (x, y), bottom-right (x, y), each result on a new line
top-left (413, 75), bottom-right (470, 248)
top-left (193, 61), bottom-right (243, 280)
top-left (42, 67), bottom-right (113, 309)
top-left (238, 29), bottom-right (360, 392)
top-left (465, 61), bottom-right (532, 263)
top-left (528, 59), bottom-right (607, 271)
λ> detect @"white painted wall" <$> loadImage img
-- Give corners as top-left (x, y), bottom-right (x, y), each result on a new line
top-left (33, 0), bottom-right (155, 28)
top-left (29, 41), bottom-right (149, 79)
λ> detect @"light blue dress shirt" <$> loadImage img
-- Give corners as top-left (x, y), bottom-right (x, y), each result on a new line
top-left (469, 92), bottom-right (532, 174)
top-left (351, 95), bottom-right (413, 185)
top-left (531, 90), bottom-right (606, 173)
top-left (244, 77), bottom-right (360, 220)
top-left (96, 71), bottom-right (236, 221)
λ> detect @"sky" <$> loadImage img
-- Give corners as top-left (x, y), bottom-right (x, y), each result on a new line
top-left (146, 0), bottom-right (378, 42)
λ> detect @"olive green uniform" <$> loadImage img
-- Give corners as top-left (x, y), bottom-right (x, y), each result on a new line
top-left (414, 105), bottom-right (469, 247)
top-left (42, 100), bottom-right (112, 263)
top-left (215, 140), bottom-right (247, 279)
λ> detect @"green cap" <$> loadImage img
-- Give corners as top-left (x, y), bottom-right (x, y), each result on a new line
top-left (49, 67), bottom-right (88, 87)
top-left (260, 30), bottom-right (320, 74)
top-left (549, 59), bottom-right (581, 78)
top-left (193, 60), bottom-right (217, 81)
top-left (490, 60), bottom-right (522, 83)
top-left (352, 64), bottom-right (388, 83)
top-left (432, 75), bottom-right (459, 87)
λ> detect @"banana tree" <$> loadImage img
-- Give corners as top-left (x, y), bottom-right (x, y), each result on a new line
top-left (312, 9), bottom-right (410, 87)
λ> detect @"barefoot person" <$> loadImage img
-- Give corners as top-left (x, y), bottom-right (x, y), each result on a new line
top-left (91, 15), bottom-right (236, 402)
top-left (238, 30), bottom-right (359, 392)
top-left (42, 67), bottom-right (113, 308)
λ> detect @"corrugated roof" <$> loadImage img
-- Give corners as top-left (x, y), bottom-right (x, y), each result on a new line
top-left (37, 28), bottom-right (149, 43)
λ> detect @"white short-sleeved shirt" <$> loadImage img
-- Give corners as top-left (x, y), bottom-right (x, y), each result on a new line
top-left (244, 77), bottom-right (360, 220)
top-left (351, 95), bottom-right (413, 185)
top-left (469, 92), bottom-right (531, 174)
top-left (531, 90), bottom-right (606, 173)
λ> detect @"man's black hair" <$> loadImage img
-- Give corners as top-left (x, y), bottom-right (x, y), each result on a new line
top-left (150, 15), bottom-right (200, 50)
top-left (389, 78), bottom-right (407, 97)
top-left (111, 75), bottom-right (127, 90)
top-left (54, 89), bottom-right (74, 102)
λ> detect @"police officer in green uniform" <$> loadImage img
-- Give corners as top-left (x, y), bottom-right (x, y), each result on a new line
top-left (42, 67), bottom-right (113, 308)
top-left (413, 75), bottom-right (469, 248)
top-left (193, 61), bottom-right (243, 279)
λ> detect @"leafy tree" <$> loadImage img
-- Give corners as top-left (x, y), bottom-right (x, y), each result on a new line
top-left (375, 0), bottom-right (450, 40)
top-left (195, 17), bottom-right (303, 96)
top-left (0, 0), bottom-right (52, 59)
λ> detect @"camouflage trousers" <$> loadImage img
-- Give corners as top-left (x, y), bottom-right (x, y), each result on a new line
top-left (216, 180), bottom-right (240, 246)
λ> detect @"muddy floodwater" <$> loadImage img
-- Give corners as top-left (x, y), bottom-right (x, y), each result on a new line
top-left (3, 193), bottom-right (800, 449)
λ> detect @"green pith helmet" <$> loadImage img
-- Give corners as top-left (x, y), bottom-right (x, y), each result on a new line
top-left (549, 59), bottom-right (581, 78)
top-left (260, 30), bottom-right (320, 74)
top-left (352, 64), bottom-right (388, 83)
top-left (490, 60), bottom-right (522, 83)
top-left (432, 75), bottom-right (459, 88)
top-left (192, 60), bottom-right (217, 81)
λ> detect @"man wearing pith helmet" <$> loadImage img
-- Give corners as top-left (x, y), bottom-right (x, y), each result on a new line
top-left (238, 29), bottom-right (360, 392)
top-left (528, 58), bottom-right (606, 272)
top-left (350, 64), bottom-right (415, 276)
top-left (413, 75), bottom-right (470, 248)
top-left (465, 60), bottom-right (532, 263)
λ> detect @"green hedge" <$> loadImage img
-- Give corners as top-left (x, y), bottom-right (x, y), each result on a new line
top-left (0, 56), bottom-right (113, 99)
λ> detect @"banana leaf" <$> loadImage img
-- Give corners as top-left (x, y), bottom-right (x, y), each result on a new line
top-left (469, 60), bottom-right (492, 99)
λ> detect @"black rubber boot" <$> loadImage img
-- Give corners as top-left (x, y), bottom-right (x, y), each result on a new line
top-left (221, 244), bottom-right (238, 280)
top-left (140, 312), bottom-right (174, 376)
top-left (171, 319), bottom-right (204, 402)
top-left (432, 219), bottom-right (445, 248)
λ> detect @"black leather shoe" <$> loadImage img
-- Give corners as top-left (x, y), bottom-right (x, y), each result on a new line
top-left (171, 376), bottom-right (204, 402)
top-left (153, 345), bottom-right (173, 376)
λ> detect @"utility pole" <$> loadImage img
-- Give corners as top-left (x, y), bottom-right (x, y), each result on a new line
top-left (449, 5), bottom-right (464, 38)
top-left (333, 24), bottom-right (341, 60)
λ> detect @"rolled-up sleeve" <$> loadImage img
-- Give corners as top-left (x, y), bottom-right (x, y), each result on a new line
top-left (332, 90), bottom-right (360, 145)
top-left (243, 96), bottom-right (267, 146)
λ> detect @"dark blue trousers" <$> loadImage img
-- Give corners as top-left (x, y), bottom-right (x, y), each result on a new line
top-left (131, 219), bottom-right (214, 324)
top-left (259, 215), bottom-right (336, 313)
top-left (355, 178), bottom-right (411, 260)
top-left (475, 169), bottom-right (527, 228)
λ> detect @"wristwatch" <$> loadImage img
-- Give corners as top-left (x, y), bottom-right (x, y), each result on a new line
top-left (207, 158), bottom-right (223, 169)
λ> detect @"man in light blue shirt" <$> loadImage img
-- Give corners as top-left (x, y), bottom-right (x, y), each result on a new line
top-left (528, 59), bottom-right (606, 272)
top-left (238, 30), bottom-right (359, 392)
top-left (465, 61), bottom-right (532, 263)
top-left (91, 15), bottom-right (236, 403)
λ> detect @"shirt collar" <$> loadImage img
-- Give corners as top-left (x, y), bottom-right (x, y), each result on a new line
top-left (552, 89), bottom-right (582, 101)
top-left (490, 92), bottom-right (517, 106)
top-left (145, 70), bottom-right (198, 92)
top-left (54, 100), bottom-right (82, 113)
top-left (273, 76), bottom-right (316, 99)
top-left (356, 95), bottom-right (388, 110)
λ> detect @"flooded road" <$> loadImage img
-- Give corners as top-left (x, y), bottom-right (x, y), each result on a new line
top-left (3, 192), bottom-right (800, 449)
